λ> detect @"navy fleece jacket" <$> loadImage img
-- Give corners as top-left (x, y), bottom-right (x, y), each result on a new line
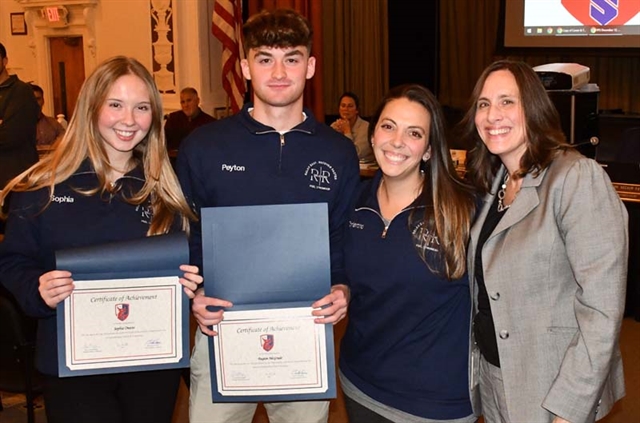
top-left (340, 171), bottom-right (473, 420)
top-left (0, 163), bottom-right (162, 375)
top-left (176, 104), bottom-right (360, 285)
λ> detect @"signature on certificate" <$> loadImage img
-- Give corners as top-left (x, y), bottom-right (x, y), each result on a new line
top-left (291, 369), bottom-right (309, 379)
top-left (145, 338), bottom-right (163, 348)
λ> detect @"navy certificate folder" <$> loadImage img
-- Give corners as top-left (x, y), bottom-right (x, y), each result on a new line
top-left (55, 232), bottom-right (190, 377)
top-left (201, 203), bottom-right (337, 402)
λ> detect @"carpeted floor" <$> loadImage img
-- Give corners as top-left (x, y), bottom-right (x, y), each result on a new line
top-left (2, 317), bottom-right (639, 423)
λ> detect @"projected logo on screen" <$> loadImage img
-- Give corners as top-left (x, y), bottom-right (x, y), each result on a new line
top-left (562, 0), bottom-right (640, 26)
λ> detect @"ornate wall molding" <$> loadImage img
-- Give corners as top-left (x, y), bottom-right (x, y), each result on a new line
top-left (14, 0), bottom-right (97, 5)
top-left (12, 0), bottom-right (99, 118)
top-left (150, 0), bottom-right (175, 93)
top-left (15, 0), bottom-right (98, 59)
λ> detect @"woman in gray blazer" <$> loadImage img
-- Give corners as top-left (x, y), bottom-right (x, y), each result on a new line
top-left (459, 60), bottom-right (628, 423)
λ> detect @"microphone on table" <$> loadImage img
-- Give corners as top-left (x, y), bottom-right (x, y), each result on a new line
top-left (572, 137), bottom-right (600, 148)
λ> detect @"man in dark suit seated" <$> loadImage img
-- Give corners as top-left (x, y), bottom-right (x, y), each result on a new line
top-left (164, 87), bottom-right (215, 151)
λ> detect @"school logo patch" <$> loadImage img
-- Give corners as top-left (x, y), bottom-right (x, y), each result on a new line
top-left (304, 161), bottom-right (337, 192)
top-left (115, 303), bottom-right (130, 321)
top-left (411, 221), bottom-right (441, 253)
top-left (135, 203), bottom-right (153, 224)
top-left (260, 334), bottom-right (274, 352)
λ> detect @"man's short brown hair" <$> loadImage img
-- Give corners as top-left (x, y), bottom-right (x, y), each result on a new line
top-left (242, 9), bottom-right (313, 54)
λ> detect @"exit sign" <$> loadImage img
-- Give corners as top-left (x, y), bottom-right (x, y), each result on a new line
top-left (45, 7), bottom-right (60, 22)
top-left (39, 6), bottom-right (69, 27)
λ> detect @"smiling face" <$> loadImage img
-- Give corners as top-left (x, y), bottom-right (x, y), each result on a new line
top-left (97, 74), bottom-right (152, 168)
top-left (474, 69), bottom-right (528, 169)
top-left (241, 46), bottom-right (315, 111)
top-left (372, 97), bottom-right (431, 183)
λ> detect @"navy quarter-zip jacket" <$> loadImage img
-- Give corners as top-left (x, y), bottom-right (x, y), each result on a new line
top-left (340, 171), bottom-right (473, 420)
top-left (0, 162), bottom-right (165, 375)
top-left (176, 104), bottom-right (360, 285)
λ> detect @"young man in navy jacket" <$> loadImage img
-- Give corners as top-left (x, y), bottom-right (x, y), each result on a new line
top-left (177, 9), bottom-right (360, 423)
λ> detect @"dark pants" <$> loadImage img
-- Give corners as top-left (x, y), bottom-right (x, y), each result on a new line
top-left (43, 368), bottom-right (181, 423)
top-left (344, 394), bottom-right (394, 423)
top-left (0, 191), bottom-right (9, 235)
top-left (625, 202), bottom-right (640, 320)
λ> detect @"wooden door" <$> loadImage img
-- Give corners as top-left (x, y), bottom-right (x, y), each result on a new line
top-left (49, 37), bottom-right (85, 120)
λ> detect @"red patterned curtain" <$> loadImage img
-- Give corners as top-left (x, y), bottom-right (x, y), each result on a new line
top-left (248, 0), bottom-right (325, 121)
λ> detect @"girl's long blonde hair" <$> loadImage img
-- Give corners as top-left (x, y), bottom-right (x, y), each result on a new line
top-left (0, 56), bottom-right (195, 234)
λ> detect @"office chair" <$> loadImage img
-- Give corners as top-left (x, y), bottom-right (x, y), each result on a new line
top-left (0, 291), bottom-right (43, 423)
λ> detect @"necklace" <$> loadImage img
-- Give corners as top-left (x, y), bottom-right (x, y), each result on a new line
top-left (497, 173), bottom-right (511, 212)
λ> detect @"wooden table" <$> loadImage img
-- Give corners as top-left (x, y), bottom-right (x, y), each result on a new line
top-left (359, 165), bottom-right (378, 178)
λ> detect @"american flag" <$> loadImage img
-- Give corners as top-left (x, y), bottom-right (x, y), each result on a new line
top-left (212, 0), bottom-right (246, 114)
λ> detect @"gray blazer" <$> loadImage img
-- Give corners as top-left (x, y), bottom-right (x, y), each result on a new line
top-left (468, 150), bottom-right (628, 423)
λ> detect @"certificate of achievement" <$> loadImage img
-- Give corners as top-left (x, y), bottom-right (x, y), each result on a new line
top-left (55, 233), bottom-right (190, 377)
top-left (64, 276), bottom-right (182, 371)
top-left (213, 307), bottom-right (328, 396)
top-left (201, 204), bottom-right (337, 402)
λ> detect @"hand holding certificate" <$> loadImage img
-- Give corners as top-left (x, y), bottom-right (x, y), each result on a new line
top-left (55, 233), bottom-right (191, 377)
top-left (63, 276), bottom-right (180, 371)
top-left (213, 308), bottom-right (328, 396)
top-left (201, 203), bottom-right (337, 402)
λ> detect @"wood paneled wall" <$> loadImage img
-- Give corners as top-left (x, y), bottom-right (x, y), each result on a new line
top-left (439, 0), bottom-right (640, 114)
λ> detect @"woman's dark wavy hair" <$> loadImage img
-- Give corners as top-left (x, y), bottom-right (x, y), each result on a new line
top-left (369, 84), bottom-right (476, 280)
top-left (458, 60), bottom-right (568, 194)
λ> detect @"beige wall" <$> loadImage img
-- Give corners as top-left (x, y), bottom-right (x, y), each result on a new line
top-left (0, 0), bottom-right (225, 118)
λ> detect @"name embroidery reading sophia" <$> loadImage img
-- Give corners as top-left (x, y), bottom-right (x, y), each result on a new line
top-left (51, 195), bottom-right (74, 203)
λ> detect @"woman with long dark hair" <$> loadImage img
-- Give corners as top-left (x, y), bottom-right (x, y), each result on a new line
top-left (339, 84), bottom-right (477, 423)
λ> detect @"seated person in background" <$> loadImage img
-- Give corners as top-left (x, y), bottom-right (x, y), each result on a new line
top-left (331, 92), bottom-right (374, 163)
top-left (164, 87), bottom-right (215, 151)
top-left (31, 84), bottom-right (65, 147)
